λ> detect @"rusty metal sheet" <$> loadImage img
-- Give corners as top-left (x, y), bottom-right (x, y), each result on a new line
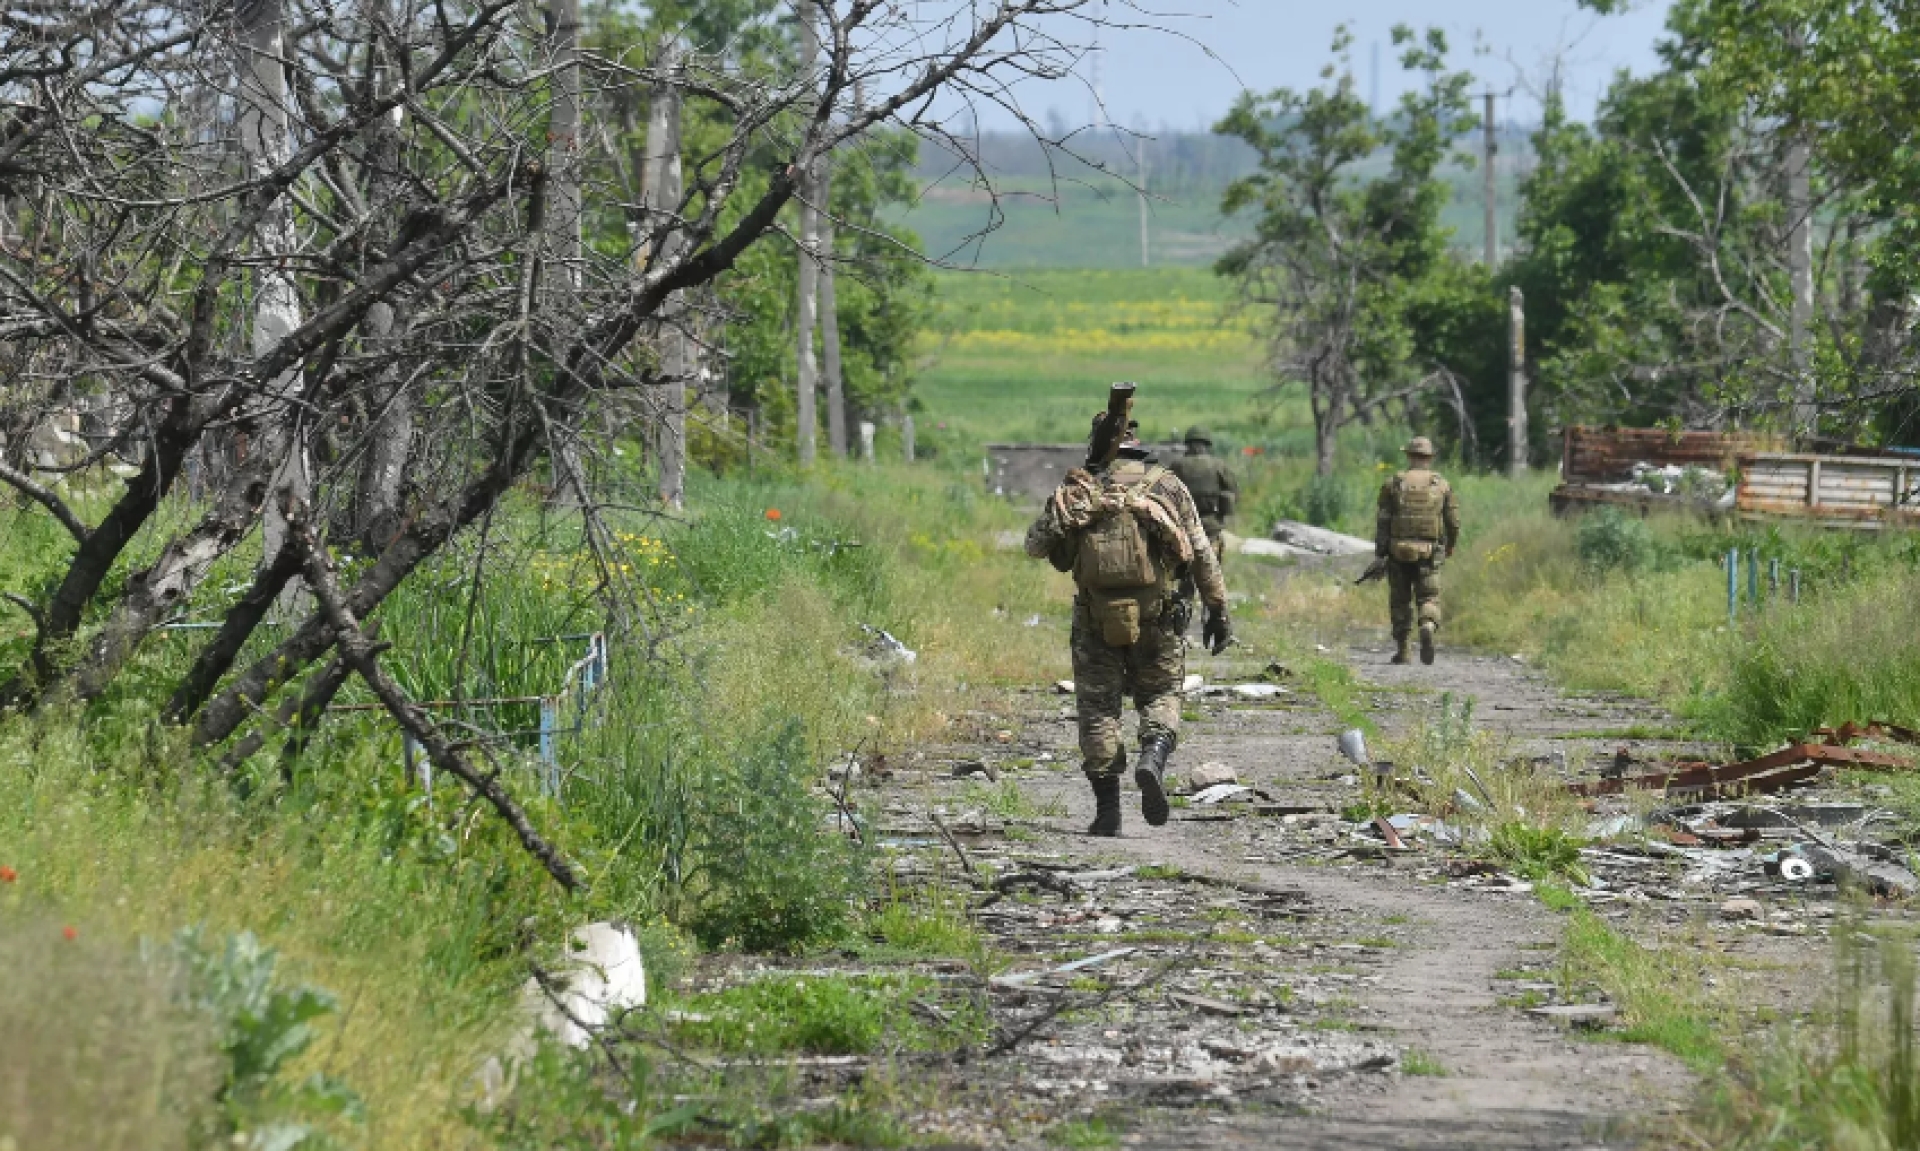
top-left (1568, 738), bottom-right (1914, 799)
top-left (1373, 816), bottom-right (1406, 850)
top-left (1818, 721), bottom-right (1920, 746)
top-left (1561, 426), bottom-right (1778, 485)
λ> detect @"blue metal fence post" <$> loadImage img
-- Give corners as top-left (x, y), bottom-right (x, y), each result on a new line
top-left (1791, 568), bottom-right (1802, 604)
top-left (1748, 548), bottom-right (1760, 606)
top-left (1727, 548), bottom-right (1739, 624)
top-left (539, 696), bottom-right (558, 796)
top-left (1769, 557), bottom-right (1780, 597)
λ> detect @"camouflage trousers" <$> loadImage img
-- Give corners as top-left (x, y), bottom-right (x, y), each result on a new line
top-left (1386, 557), bottom-right (1443, 637)
top-left (1071, 597), bottom-right (1186, 777)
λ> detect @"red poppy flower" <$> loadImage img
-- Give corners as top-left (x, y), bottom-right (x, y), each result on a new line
top-left (0, 865), bottom-right (15, 883)
top-left (62, 926), bottom-right (77, 941)
top-left (765, 508), bottom-right (782, 521)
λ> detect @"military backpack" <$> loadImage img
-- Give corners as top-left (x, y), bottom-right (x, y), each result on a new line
top-left (1073, 463), bottom-right (1172, 646)
top-left (1387, 469), bottom-right (1449, 562)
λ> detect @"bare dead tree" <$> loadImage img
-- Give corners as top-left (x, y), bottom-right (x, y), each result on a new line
top-left (0, 0), bottom-right (1151, 881)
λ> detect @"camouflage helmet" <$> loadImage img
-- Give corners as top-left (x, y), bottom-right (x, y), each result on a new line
top-left (1403, 436), bottom-right (1436, 458)
top-left (1184, 425), bottom-right (1213, 445)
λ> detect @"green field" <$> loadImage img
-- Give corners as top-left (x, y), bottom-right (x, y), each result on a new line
top-left (892, 160), bottom-right (1522, 271)
top-left (915, 267), bottom-right (1278, 446)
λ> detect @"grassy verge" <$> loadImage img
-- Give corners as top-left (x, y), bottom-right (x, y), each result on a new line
top-left (0, 456), bottom-right (1072, 1147)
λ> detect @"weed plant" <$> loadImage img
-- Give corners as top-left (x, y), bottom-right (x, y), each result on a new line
top-left (1694, 916), bottom-right (1920, 1150)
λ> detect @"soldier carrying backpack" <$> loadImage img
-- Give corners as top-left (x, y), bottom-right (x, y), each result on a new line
top-left (1024, 384), bottom-right (1231, 837)
top-left (1374, 436), bottom-right (1461, 665)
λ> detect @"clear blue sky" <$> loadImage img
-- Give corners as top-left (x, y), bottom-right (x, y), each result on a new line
top-left (978, 0), bottom-right (1675, 131)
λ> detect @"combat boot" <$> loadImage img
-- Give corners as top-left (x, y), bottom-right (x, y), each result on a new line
top-left (1390, 632), bottom-right (1413, 665)
top-left (1134, 735), bottom-right (1173, 827)
top-left (1087, 774), bottom-right (1122, 837)
top-left (1419, 622), bottom-right (1437, 665)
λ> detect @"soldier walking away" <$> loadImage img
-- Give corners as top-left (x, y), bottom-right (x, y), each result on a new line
top-left (1169, 426), bottom-right (1238, 565)
top-left (1026, 385), bottom-right (1231, 838)
top-left (1375, 436), bottom-right (1460, 665)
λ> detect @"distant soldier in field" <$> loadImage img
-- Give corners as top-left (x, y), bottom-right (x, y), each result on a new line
top-left (1374, 436), bottom-right (1460, 665)
top-left (1168, 426), bottom-right (1238, 563)
top-left (1026, 385), bottom-right (1231, 837)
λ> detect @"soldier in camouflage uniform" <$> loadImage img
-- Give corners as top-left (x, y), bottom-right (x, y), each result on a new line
top-left (1375, 436), bottom-right (1461, 665)
top-left (1169, 426), bottom-right (1238, 564)
top-left (1026, 417), bottom-right (1231, 837)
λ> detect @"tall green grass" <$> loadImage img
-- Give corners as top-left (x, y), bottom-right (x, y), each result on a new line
top-left (0, 455), bottom-right (1081, 1147)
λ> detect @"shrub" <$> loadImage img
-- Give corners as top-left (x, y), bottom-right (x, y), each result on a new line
top-left (1576, 508), bottom-right (1657, 574)
top-left (682, 722), bottom-right (867, 953)
top-left (1301, 472), bottom-right (1352, 528)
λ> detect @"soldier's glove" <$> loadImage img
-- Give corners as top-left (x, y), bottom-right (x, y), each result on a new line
top-left (1165, 596), bottom-right (1194, 634)
top-left (1202, 604), bottom-right (1232, 655)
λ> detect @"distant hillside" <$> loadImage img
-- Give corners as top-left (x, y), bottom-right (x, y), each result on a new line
top-left (890, 127), bottom-right (1535, 270)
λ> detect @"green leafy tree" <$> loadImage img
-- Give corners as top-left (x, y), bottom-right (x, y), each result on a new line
top-left (1214, 26), bottom-right (1479, 474)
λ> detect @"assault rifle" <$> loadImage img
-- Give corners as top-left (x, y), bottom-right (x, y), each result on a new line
top-left (1355, 557), bottom-right (1389, 584)
top-left (1084, 382), bottom-right (1137, 469)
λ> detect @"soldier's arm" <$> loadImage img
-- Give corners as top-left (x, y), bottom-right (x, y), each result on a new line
top-left (1219, 464), bottom-right (1239, 517)
top-left (1374, 482), bottom-right (1393, 558)
top-left (1023, 504), bottom-right (1067, 560)
top-left (1164, 477), bottom-right (1227, 607)
top-left (1443, 484), bottom-right (1462, 554)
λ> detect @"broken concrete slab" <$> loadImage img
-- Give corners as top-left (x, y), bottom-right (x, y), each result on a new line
top-left (1269, 521), bottom-right (1375, 556)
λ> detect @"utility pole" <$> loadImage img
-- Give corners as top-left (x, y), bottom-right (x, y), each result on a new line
top-left (1483, 91), bottom-right (1498, 268)
top-left (1136, 132), bottom-right (1149, 267)
top-left (1508, 286), bottom-right (1528, 477)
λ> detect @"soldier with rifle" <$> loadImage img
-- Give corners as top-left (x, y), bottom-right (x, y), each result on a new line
top-left (1024, 384), bottom-right (1231, 837)
top-left (1357, 436), bottom-right (1461, 665)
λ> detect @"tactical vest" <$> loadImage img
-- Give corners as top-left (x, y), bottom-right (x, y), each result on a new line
top-left (1172, 457), bottom-right (1224, 519)
top-left (1073, 462), bottom-right (1171, 646)
top-left (1388, 469), bottom-right (1448, 562)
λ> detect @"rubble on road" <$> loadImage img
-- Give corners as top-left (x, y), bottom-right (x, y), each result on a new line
top-left (1186, 762), bottom-right (1240, 789)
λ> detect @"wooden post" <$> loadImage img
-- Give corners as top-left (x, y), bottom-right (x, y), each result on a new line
top-left (793, 3), bottom-right (821, 468)
top-left (1508, 286), bottom-right (1527, 477)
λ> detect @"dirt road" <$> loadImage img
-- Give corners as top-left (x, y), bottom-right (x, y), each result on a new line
top-left (878, 637), bottom-right (1696, 1148)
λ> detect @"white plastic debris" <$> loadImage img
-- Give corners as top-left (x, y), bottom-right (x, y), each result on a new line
top-left (519, 922), bottom-right (648, 1050)
top-left (1054, 680), bottom-right (1076, 694)
top-left (1191, 783), bottom-right (1254, 806)
top-left (860, 624), bottom-right (918, 666)
top-left (1230, 683), bottom-right (1287, 700)
top-left (1181, 674), bottom-right (1204, 693)
top-left (1337, 729), bottom-right (1369, 767)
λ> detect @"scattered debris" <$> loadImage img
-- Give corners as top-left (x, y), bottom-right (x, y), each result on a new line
top-left (859, 624), bottom-right (918, 666)
top-left (1168, 991), bottom-right (1250, 1017)
top-left (1191, 783), bottom-right (1256, 806)
top-left (1054, 680), bottom-right (1075, 694)
top-left (1187, 761), bottom-right (1240, 790)
top-left (1337, 729), bottom-right (1369, 769)
top-left (990, 948), bottom-right (1138, 990)
top-left (1719, 897), bottom-right (1763, 921)
top-left (1528, 1004), bottom-right (1616, 1028)
top-left (1787, 843), bottom-right (1920, 897)
top-left (1569, 737), bottom-right (1913, 799)
top-left (1182, 674), bottom-right (1205, 693)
